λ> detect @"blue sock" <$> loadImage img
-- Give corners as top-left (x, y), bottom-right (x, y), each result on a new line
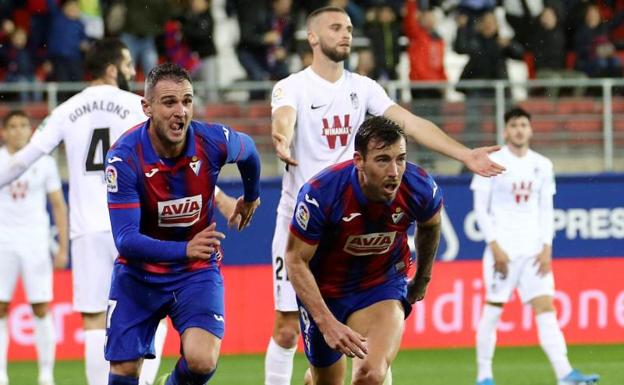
top-left (165, 357), bottom-right (216, 385)
top-left (108, 373), bottom-right (139, 385)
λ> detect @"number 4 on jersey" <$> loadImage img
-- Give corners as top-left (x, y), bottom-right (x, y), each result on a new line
top-left (85, 127), bottom-right (111, 172)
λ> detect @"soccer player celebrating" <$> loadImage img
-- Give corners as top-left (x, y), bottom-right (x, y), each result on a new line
top-left (0, 110), bottom-right (68, 385)
top-left (0, 39), bottom-right (168, 385)
top-left (104, 63), bottom-right (261, 385)
top-left (286, 116), bottom-right (442, 385)
top-left (267, 6), bottom-right (504, 385)
top-left (471, 107), bottom-right (599, 385)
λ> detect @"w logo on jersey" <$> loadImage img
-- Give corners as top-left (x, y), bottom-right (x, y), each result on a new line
top-left (512, 181), bottom-right (532, 203)
top-left (157, 194), bottom-right (202, 227)
top-left (10, 181), bottom-right (28, 200)
top-left (322, 115), bottom-right (352, 149)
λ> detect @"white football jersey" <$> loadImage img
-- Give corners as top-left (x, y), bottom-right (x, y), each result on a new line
top-left (471, 146), bottom-right (556, 257)
top-left (271, 67), bottom-right (395, 217)
top-left (0, 148), bottom-right (62, 244)
top-left (30, 85), bottom-right (146, 239)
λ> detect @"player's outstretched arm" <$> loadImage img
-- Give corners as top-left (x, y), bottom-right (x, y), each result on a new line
top-left (383, 104), bottom-right (505, 177)
top-left (271, 106), bottom-right (298, 166)
top-left (286, 233), bottom-right (368, 359)
top-left (408, 210), bottom-right (442, 303)
top-left (0, 144), bottom-right (45, 187)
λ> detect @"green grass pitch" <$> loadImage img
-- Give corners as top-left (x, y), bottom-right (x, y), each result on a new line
top-left (7, 344), bottom-right (622, 384)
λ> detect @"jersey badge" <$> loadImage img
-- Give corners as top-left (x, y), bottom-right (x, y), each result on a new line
top-left (190, 157), bottom-right (202, 176)
top-left (304, 193), bottom-right (319, 208)
top-left (105, 165), bottom-right (118, 192)
top-left (272, 87), bottom-right (284, 101)
top-left (157, 194), bottom-right (202, 227)
top-left (295, 202), bottom-right (310, 230)
top-left (391, 208), bottom-right (405, 224)
top-left (350, 92), bottom-right (359, 109)
top-left (343, 231), bottom-right (397, 256)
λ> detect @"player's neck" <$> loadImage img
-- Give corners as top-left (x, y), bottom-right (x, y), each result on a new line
top-left (5, 145), bottom-right (19, 155)
top-left (147, 124), bottom-right (185, 159)
top-left (507, 143), bottom-right (529, 157)
top-left (90, 77), bottom-right (117, 87)
top-left (311, 56), bottom-right (344, 83)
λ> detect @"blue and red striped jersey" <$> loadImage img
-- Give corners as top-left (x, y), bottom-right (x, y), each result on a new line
top-left (289, 160), bottom-right (443, 298)
top-left (105, 120), bottom-right (260, 276)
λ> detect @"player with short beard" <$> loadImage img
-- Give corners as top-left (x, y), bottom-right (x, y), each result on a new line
top-left (267, 6), bottom-right (505, 385)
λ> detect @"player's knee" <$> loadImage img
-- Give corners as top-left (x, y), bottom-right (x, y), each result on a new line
top-left (352, 364), bottom-right (387, 385)
top-left (31, 303), bottom-right (49, 318)
top-left (274, 325), bottom-right (300, 347)
top-left (185, 354), bottom-right (218, 375)
top-left (0, 303), bottom-right (9, 318)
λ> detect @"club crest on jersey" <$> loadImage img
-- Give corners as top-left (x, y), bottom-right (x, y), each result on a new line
top-left (343, 231), bottom-right (396, 256)
top-left (157, 194), bottom-right (202, 227)
top-left (391, 208), bottom-right (405, 224)
top-left (295, 202), bottom-right (310, 230)
top-left (105, 165), bottom-right (118, 192)
top-left (189, 157), bottom-right (202, 176)
top-left (350, 92), bottom-right (359, 109)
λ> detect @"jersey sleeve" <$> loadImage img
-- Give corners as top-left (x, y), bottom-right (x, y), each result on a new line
top-left (42, 156), bottom-right (62, 193)
top-left (106, 148), bottom-right (139, 205)
top-left (271, 76), bottom-right (298, 113)
top-left (363, 76), bottom-right (396, 116)
top-left (30, 112), bottom-right (65, 154)
top-left (219, 125), bottom-right (261, 201)
top-left (289, 183), bottom-right (326, 245)
top-left (416, 172), bottom-right (444, 223)
top-left (541, 158), bottom-right (556, 196)
top-left (470, 173), bottom-right (492, 192)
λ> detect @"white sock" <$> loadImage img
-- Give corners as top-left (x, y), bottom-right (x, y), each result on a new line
top-left (536, 312), bottom-right (573, 379)
top-left (382, 366), bottom-right (392, 385)
top-left (33, 314), bottom-right (56, 384)
top-left (139, 321), bottom-right (168, 385)
top-left (265, 337), bottom-right (296, 385)
top-left (476, 304), bottom-right (503, 381)
top-left (0, 318), bottom-right (8, 383)
top-left (84, 329), bottom-right (109, 385)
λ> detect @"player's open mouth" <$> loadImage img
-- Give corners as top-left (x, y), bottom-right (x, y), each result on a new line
top-left (171, 122), bottom-right (184, 131)
top-left (383, 182), bottom-right (398, 193)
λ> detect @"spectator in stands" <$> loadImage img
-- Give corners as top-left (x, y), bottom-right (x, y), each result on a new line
top-left (404, 0), bottom-right (447, 100)
top-left (364, 4), bottom-right (401, 80)
top-left (328, 0), bottom-right (366, 29)
top-left (454, 11), bottom-right (524, 149)
top-left (236, 0), bottom-right (294, 99)
top-left (3, 27), bottom-right (42, 102)
top-left (456, 0), bottom-right (497, 29)
top-left (354, 47), bottom-right (378, 78)
top-left (574, 4), bottom-right (624, 78)
top-left (502, 0), bottom-right (546, 48)
top-left (46, 0), bottom-right (89, 84)
top-left (119, 0), bottom-right (171, 77)
top-left (182, 0), bottom-right (219, 102)
top-left (79, 0), bottom-right (105, 40)
top-left (527, 5), bottom-right (586, 97)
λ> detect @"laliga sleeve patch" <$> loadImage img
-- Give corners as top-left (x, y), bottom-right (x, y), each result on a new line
top-left (106, 165), bottom-right (118, 192)
top-left (272, 87), bottom-right (284, 101)
top-left (295, 202), bottom-right (310, 230)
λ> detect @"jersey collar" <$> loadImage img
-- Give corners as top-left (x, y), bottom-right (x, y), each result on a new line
top-left (140, 120), bottom-right (198, 172)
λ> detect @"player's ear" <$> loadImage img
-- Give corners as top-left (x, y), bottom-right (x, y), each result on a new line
top-left (105, 64), bottom-right (117, 83)
top-left (308, 31), bottom-right (318, 47)
top-left (141, 98), bottom-right (152, 117)
top-left (353, 151), bottom-right (364, 170)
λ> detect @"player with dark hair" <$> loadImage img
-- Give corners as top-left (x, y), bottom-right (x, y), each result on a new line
top-left (266, 6), bottom-right (504, 385)
top-left (471, 107), bottom-right (599, 385)
top-left (286, 116), bottom-right (442, 385)
top-left (104, 63), bottom-right (261, 385)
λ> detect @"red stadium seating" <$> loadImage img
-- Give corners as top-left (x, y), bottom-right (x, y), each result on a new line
top-left (247, 103), bottom-right (272, 119)
top-left (205, 103), bottom-right (242, 119)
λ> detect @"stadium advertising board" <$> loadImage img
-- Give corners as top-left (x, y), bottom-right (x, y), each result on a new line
top-left (6, 175), bottom-right (624, 359)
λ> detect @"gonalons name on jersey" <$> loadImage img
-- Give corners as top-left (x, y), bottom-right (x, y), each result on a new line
top-left (69, 100), bottom-right (131, 122)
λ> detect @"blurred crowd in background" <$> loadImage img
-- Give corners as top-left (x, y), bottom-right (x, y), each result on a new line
top-left (1, 0), bottom-right (624, 103)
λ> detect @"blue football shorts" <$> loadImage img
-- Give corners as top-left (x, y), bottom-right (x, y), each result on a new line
top-left (297, 278), bottom-right (411, 368)
top-left (104, 264), bottom-right (225, 361)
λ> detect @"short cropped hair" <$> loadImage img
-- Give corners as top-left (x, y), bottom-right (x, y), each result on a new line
top-left (355, 116), bottom-right (406, 158)
top-left (2, 110), bottom-right (29, 128)
top-left (306, 6), bottom-right (348, 28)
top-left (504, 107), bottom-right (531, 124)
top-left (144, 63), bottom-right (192, 99)
top-left (85, 38), bottom-right (128, 79)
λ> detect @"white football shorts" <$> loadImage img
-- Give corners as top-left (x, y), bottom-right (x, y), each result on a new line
top-left (482, 247), bottom-right (555, 304)
top-left (0, 241), bottom-right (52, 304)
top-left (271, 213), bottom-right (299, 312)
top-left (71, 231), bottom-right (118, 313)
